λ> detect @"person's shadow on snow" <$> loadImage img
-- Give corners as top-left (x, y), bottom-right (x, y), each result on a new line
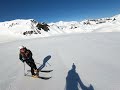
top-left (66, 63), bottom-right (94, 90)
top-left (38, 55), bottom-right (51, 70)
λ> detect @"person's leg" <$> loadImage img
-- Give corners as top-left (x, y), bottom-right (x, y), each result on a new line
top-left (31, 62), bottom-right (39, 76)
top-left (30, 61), bottom-right (40, 75)
top-left (31, 67), bottom-right (35, 75)
top-left (26, 61), bottom-right (36, 75)
top-left (32, 62), bottom-right (37, 70)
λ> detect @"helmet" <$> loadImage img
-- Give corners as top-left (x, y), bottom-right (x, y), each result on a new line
top-left (19, 46), bottom-right (25, 49)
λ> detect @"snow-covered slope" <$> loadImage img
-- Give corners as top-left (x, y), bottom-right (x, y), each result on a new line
top-left (0, 19), bottom-right (49, 43)
top-left (0, 19), bottom-right (40, 35)
top-left (0, 14), bottom-right (120, 43)
top-left (0, 33), bottom-right (120, 90)
top-left (0, 14), bottom-right (120, 36)
top-left (0, 14), bottom-right (120, 90)
top-left (49, 14), bottom-right (120, 33)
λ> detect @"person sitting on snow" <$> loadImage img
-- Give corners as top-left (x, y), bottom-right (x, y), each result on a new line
top-left (19, 46), bottom-right (39, 77)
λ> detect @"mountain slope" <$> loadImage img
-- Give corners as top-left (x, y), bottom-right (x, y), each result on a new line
top-left (0, 14), bottom-right (120, 43)
top-left (0, 19), bottom-right (48, 35)
top-left (0, 14), bottom-right (120, 36)
top-left (50, 14), bottom-right (120, 33)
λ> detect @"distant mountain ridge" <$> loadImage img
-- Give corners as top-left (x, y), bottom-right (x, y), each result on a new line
top-left (0, 14), bottom-right (120, 37)
top-left (0, 19), bottom-right (49, 35)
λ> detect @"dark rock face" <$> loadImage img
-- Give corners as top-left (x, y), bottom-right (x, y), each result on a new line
top-left (22, 21), bottom-right (50, 36)
top-left (36, 22), bottom-right (49, 32)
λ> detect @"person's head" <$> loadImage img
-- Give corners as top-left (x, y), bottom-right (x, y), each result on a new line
top-left (72, 63), bottom-right (76, 70)
top-left (19, 46), bottom-right (26, 53)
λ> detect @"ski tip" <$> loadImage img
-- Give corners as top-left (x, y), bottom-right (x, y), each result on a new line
top-left (40, 70), bottom-right (53, 72)
top-left (39, 76), bottom-right (52, 80)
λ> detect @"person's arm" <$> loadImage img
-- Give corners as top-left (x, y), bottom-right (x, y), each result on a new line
top-left (19, 54), bottom-right (25, 62)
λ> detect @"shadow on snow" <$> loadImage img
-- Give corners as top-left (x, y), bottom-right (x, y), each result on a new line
top-left (65, 63), bottom-right (94, 90)
top-left (38, 55), bottom-right (51, 70)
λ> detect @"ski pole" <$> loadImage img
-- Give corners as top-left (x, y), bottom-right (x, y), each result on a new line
top-left (24, 62), bottom-right (26, 76)
top-left (47, 62), bottom-right (51, 66)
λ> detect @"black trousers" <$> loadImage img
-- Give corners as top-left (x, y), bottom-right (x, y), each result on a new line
top-left (26, 60), bottom-right (37, 75)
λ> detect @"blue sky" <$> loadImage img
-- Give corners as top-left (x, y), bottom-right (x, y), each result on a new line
top-left (0, 0), bottom-right (120, 22)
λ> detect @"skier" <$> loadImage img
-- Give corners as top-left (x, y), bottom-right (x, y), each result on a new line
top-left (19, 46), bottom-right (39, 78)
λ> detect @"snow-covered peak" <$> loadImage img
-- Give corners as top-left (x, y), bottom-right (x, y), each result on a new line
top-left (0, 19), bottom-right (37, 27)
top-left (49, 14), bottom-right (120, 32)
top-left (0, 14), bottom-right (120, 39)
top-left (55, 21), bottom-right (78, 25)
top-left (0, 19), bottom-right (49, 36)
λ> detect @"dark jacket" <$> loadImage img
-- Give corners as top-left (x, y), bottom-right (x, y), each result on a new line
top-left (19, 49), bottom-right (34, 63)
